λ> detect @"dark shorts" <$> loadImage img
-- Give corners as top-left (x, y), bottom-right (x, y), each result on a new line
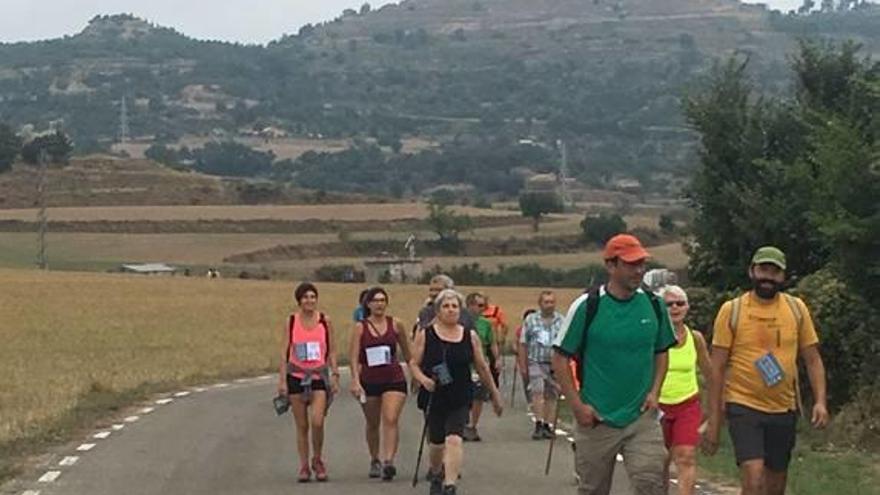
top-left (362, 381), bottom-right (408, 397)
top-left (726, 402), bottom-right (797, 472)
top-left (287, 375), bottom-right (327, 395)
top-left (473, 380), bottom-right (491, 402)
top-left (427, 404), bottom-right (470, 445)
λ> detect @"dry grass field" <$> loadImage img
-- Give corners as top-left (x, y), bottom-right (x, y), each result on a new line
top-left (0, 268), bottom-right (579, 478)
top-left (0, 203), bottom-right (515, 222)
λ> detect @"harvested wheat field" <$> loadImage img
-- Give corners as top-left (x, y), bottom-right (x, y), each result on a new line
top-left (0, 268), bottom-right (579, 456)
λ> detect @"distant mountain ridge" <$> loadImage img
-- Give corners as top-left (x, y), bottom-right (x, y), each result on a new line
top-left (0, 1), bottom-right (877, 188)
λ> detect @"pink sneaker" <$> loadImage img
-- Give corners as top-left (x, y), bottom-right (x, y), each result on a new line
top-left (298, 462), bottom-right (311, 483)
top-left (312, 457), bottom-right (328, 482)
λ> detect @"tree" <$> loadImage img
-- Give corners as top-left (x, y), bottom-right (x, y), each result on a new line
top-left (581, 212), bottom-right (627, 246)
top-left (0, 124), bottom-right (21, 173)
top-left (360, 2), bottom-right (371, 14)
top-left (519, 191), bottom-right (563, 231)
top-left (21, 131), bottom-right (73, 165)
top-left (658, 214), bottom-right (676, 234)
top-left (425, 202), bottom-right (473, 253)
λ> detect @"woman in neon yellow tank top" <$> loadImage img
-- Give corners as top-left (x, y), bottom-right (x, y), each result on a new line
top-left (658, 285), bottom-right (712, 495)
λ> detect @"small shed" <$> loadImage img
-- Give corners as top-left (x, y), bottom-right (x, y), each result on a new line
top-left (364, 257), bottom-right (423, 284)
top-left (120, 263), bottom-right (177, 276)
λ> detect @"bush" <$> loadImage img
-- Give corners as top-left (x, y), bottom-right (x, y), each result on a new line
top-left (313, 264), bottom-right (365, 283)
top-left (420, 263), bottom-right (609, 288)
top-left (581, 212), bottom-right (627, 246)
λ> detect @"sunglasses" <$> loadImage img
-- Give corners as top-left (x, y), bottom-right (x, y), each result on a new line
top-left (667, 301), bottom-right (688, 307)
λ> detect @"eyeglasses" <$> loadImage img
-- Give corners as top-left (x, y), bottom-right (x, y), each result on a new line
top-left (668, 301), bottom-right (688, 307)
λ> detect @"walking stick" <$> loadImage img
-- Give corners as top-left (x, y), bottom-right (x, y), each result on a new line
top-left (544, 394), bottom-right (564, 476)
top-left (412, 392), bottom-right (434, 487)
top-left (510, 357), bottom-right (518, 408)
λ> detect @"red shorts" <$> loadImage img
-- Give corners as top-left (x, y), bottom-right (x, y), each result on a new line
top-left (660, 395), bottom-right (702, 448)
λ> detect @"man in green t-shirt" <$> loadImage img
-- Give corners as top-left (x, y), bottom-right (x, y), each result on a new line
top-left (463, 292), bottom-right (500, 442)
top-left (552, 234), bottom-right (676, 495)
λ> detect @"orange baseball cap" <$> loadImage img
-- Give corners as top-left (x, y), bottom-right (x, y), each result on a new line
top-left (603, 234), bottom-right (650, 262)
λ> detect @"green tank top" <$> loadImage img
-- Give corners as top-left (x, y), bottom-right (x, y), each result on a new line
top-left (660, 326), bottom-right (699, 405)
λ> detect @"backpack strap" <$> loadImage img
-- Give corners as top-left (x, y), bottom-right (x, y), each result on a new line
top-left (285, 313), bottom-right (295, 365)
top-left (782, 294), bottom-right (806, 416)
top-left (573, 286), bottom-right (602, 388)
top-left (728, 294), bottom-right (744, 337)
top-left (645, 290), bottom-right (664, 331)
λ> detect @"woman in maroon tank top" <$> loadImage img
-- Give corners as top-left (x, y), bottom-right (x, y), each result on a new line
top-left (349, 286), bottom-right (412, 481)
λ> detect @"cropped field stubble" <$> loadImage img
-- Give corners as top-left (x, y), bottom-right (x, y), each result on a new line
top-left (0, 268), bottom-right (579, 479)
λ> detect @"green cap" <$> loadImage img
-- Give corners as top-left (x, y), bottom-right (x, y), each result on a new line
top-left (751, 246), bottom-right (786, 270)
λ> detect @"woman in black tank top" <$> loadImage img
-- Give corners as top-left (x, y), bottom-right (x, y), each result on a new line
top-left (409, 289), bottom-right (503, 495)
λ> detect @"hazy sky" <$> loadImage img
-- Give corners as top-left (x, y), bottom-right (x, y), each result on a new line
top-left (0, 1), bottom-right (810, 45)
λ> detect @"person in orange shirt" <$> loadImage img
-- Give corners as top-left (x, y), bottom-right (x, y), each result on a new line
top-left (703, 246), bottom-right (829, 495)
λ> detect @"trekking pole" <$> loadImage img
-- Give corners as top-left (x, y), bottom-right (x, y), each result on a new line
top-left (544, 394), bottom-right (564, 476)
top-left (510, 358), bottom-right (518, 408)
top-left (412, 392), bottom-right (434, 487)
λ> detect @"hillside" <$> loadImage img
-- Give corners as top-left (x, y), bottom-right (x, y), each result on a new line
top-left (0, 2), bottom-right (878, 191)
top-left (0, 157), bottom-right (373, 208)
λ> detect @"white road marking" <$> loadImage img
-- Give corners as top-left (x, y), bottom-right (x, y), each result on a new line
top-left (76, 443), bottom-right (96, 452)
top-left (93, 431), bottom-right (111, 439)
top-left (123, 416), bottom-right (140, 423)
top-left (38, 471), bottom-right (62, 483)
top-left (59, 456), bottom-right (79, 467)
top-left (156, 398), bottom-right (174, 405)
top-left (173, 391), bottom-right (191, 398)
top-left (139, 407), bottom-right (155, 414)
top-left (111, 424), bottom-right (125, 431)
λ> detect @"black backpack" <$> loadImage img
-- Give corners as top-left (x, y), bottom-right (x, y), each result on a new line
top-left (571, 285), bottom-right (665, 387)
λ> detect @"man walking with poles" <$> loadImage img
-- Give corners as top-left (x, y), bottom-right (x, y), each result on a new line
top-left (552, 234), bottom-right (676, 495)
top-left (703, 246), bottom-right (829, 495)
top-left (519, 291), bottom-right (564, 440)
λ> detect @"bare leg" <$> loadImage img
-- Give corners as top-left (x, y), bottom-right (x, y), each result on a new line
top-left (380, 391), bottom-right (406, 463)
top-left (429, 443), bottom-right (444, 474)
top-left (470, 401), bottom-right (484, 428)
top-left (740, 460), bottom-right (766, 495)
top-left (765, 468), bottom-right (789, 495)
top-left (290, 395), bottom-right (310, 465)
top-left (670, 445), bottom-right (698, 495)
top-left (361, 396), bottom-right (382, 461)
top-left (309, 391), bottom-right (327, 458)
top-left (443, 435), bottom-right (464, 486)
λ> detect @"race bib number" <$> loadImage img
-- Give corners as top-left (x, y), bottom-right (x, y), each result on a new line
top-left (365, 345), bottom-right (392, 367)
top-left (295, 342), bottom-right (322, 362)
top-left (754, 352), bottom-right (785, 387)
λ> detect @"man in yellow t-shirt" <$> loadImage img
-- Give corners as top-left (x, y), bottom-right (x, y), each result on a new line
top-left (703, 246), bottom-right (829, 495)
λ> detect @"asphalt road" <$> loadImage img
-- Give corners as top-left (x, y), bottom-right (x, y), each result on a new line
top-left (7, 368), bottom-right (719, 495)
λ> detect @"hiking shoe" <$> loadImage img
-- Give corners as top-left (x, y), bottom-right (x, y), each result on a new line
top-left (532, 421), bottom-right (545, 440)
top-left (470, 428), bottom-right (482, 442)
top-left (381, 462), bottom-right (397, 481)
top-left (429, 471), bottom-right (444, 495)
top-left (312, 457), bottom-right (328, 482)
top-left (461, 426), bottom-right (475, 442)
top-left (369, 458), bottom-right (382, 478)
top-left (442, 484), bottom-right (458, 495)
top-left (297, 462), bottom-right (311, 483)
top-left (542, 422), bottom-right (556, 439)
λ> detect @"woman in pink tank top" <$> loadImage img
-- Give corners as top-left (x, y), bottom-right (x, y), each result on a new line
top-left (277, 282), bottom-right (339, 483)
top-left (348, 287), bottom-right (412, 481)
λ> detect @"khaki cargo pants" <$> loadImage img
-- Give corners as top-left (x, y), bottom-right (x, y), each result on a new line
top-left (574, 410), bottom-right (667, 495)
